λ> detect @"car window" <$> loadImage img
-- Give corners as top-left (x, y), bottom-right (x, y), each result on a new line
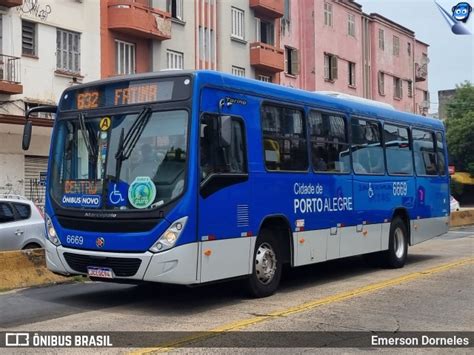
top-left (0, 203), bottom-right (15, 223)
top-left (13, 203), bottom-right (31, 220)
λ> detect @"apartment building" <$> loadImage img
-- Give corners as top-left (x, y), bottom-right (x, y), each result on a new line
top-left (0, 0), bottom-right (100, 204)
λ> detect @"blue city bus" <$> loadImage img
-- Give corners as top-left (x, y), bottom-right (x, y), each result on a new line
top-left (22, 70), bottom-right (449, 297)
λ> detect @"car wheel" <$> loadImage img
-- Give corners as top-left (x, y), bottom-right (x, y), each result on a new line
top-left (245, 229), bottom-right (282, 298)
top-left (22, 243), bottom-right (42, 250)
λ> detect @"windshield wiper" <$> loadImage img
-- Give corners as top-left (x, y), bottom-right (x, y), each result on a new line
top-left (78, 113), bottom-right (97, 160)
top-left (114, 106), bottom-right (152, 181)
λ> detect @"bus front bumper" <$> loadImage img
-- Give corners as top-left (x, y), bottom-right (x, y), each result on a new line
top-left (45, 240), bottom-right (199, 285)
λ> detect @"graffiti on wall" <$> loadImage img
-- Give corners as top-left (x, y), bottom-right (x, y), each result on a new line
top-left (17, 0), bottom-right (52, 22)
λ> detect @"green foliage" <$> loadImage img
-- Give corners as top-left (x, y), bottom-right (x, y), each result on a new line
top-left (445, 82), bottom-right (474, 175)
top-left (450, 178), bottom-right (464, 197)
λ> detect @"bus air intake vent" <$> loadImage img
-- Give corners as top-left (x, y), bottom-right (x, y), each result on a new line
top-left (63, 253), bottom-right (142, 277)
top-left (237, 204), bottom-right (249, 227)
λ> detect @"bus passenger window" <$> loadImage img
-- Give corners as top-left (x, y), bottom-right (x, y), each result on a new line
top-left (308, 111), bottom-right (349, 173)
top-left (262, 105), bottom-right (308, 171)
top-left (200, 114), bottom-right (246, 180)
top-left (412, 129), bottom-right (437, 176)
top-left (436, 132), bottom-right (447, 176)
top-left (383, 124), bottom-right (413, 175)
top-left (351, 118), bottom-right (385, 174)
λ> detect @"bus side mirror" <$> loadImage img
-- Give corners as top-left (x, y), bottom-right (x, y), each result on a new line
top-left (22, 120), bottom-right (33, 151)
top-left (21, 105), bottom-right (58, 151)
top-left (218, 115), bottom-right (232, 147)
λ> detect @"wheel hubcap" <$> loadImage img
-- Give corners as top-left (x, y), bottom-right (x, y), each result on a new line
top-left (394, 227), bottom-right (405, 259)
top-left (255, 242), bottom-right (277, 285)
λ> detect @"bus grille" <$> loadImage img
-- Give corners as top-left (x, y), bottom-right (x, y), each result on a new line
top-left (63, 253), bottom-right (142, 277)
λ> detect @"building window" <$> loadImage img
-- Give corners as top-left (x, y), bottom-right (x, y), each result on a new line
top-left (22, 21), bottom-right (36, 56)
top-left (285, 46), bottom-right (299, 76)
top-left (232, 66), bottom-right (245, 77)
top-left (348, 62), bottom-right (356, 86)
top-left (262, 105), bottom-right (308, 171)
top-left (324, 53), bottom-right (338, 81)
top-left (378, 28), bottom-right (384, 50)
top-left (393, 35), bottom-right (400, 56)
top-left (407, 42), bottom-right (412, 56)
top-left (308, 111), bottom-right (350, 173)
top-left (324, 2), bottom-right (333, 27)
top-left (56, 29), bottom-right (81, 74)
top-left (255, 18), bottom-right (274, 45)
top-left (393, 77), bottom-right (402, 99)
top-left (378, 71), bottom-right (385, 95)
top-left (282, 0), bottom-right (291, 34)
top-left (231, 7), bottom-right (244, 40)
top-left (348, 13), bottom-right (356, 37)
top-left (407, 80), bottom-right (413, 97)
top-left (167, 50), bottom-right (184, 69)
top-left (115, 40), bottom-right (135, 75)
top-left (258, 74), bottom-right (271, 82)
top-left (167, 0), bottom-right (183, 21)
top-left (199, 27), bottom-right (215, 62)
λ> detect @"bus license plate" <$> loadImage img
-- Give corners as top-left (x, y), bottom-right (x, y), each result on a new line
top-left (87, 266), bottom-right (113, 279)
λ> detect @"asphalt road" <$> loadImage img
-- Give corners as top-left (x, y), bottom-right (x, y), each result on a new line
top-left (0, 226), bottom-right (472, 353)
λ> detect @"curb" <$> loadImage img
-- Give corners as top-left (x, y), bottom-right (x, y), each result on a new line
top-left (450, 209), bottom-right (474, 227)
top-left (0, 249), bottom-right (69, 291)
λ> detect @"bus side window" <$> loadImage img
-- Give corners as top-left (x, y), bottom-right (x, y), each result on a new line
top-left (308, 110), bottom-right (349, 173)
top-left (436, 132), bottom-right (447, 176)
top-left (383, 123), bottom-right (413, 175)
top-left (351, 118), bottom-right (385, 174)
top-left (200, 114), bottom-right (246, 180)
top-left (412, 129), bottom-right (437, 176)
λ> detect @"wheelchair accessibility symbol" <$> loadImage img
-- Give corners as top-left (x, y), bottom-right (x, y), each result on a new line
top-left (108, 182), bottom-right (128, 207)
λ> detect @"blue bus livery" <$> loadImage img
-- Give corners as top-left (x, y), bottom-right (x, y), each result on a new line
top-left (23, 70), bottom-right (449, 297)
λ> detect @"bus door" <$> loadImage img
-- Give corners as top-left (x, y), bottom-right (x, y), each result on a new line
top-left (345, 117), bottom-right (385, 257)
top-left (197, 112), bottom-right (252, 282)
top-left (411, 129), bottom-right (449, 244)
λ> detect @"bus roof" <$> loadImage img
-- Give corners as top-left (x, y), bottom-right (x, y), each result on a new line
top-left (66, 70), bottom-right (443, 131)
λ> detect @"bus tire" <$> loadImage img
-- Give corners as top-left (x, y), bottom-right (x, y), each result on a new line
top-left (245, 229), bottom-right (282, 298)
top-left (382, 217), bottom-right (408, 268)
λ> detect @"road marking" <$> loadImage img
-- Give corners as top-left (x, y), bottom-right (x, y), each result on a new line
top-left (130, 257), bottom-right (474, 354)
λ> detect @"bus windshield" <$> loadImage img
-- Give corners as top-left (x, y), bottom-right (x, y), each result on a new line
top-left (50, 109), bottom-right (188, 211)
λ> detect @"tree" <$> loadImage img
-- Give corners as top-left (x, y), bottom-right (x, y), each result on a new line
top-left (445, 81), bottom-right (474, 176)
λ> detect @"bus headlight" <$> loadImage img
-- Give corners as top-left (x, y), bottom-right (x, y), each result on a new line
top-left (46, 214), bottom-right (61, 246)
top-left (150, 217), bottom-right (188, 253)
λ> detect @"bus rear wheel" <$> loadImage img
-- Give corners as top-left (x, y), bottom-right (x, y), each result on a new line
top-left (245, 229), bottom-right (282, 298)
top-left (382, 217), bottom-right (408, 268)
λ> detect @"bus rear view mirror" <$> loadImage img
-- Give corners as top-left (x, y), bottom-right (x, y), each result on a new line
top-left (22, 120), bottom-right (33, 151)
top-left (218, 115), bottom-right (232, 147)
top-left (21, 105), bottom-right (58, 151)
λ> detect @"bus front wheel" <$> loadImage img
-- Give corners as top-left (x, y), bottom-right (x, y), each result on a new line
top-left (382, 217), bottom-right (408, 268)
top-left (246, 229), bottom-right (283, 298)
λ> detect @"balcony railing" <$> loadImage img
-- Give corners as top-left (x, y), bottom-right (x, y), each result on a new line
top-left (0, 54), bottom-right (23, 95)
top-left (108, 0), bottom-right (171, 40)
top-left (415, 63), bottom-right (427, 82)
top-left (250, 42), bottom-right (284, 73)
top-left (0, 0), bottom-right (23, 8)
top-left (250, 0), bottom-right (284, 18)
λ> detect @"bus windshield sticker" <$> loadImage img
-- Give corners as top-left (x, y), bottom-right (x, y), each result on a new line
top-left (99, 117), bottom-right (111, 131)
top-left (128, 176), bottom-right (156, 209)
top-left (107, 181), bottom-right (128, 207)
top-left (62, 194), bottom-right (102, 209)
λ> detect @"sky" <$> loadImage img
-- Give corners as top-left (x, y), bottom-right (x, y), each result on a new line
top-left (356, 0), bottom-right (474, 113)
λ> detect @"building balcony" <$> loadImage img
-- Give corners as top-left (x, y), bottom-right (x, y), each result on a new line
top-left (108, 0), bottom-right (171, 41)
top-left (0, 55), bottom-right (22, 95)
top-left (250, 42), bottom-right (284, 73)
top-left (415, 63), bottom-right (427, 82)
top-left (0, 0), bottom-right (23, 8)
top-left (250, 0), bottom-right (284, 18)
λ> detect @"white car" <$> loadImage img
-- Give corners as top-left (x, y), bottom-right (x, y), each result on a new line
top-left (0, 195), bottom-right (45, 251)
top-left (450, 195), bottom-right (460, 212)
